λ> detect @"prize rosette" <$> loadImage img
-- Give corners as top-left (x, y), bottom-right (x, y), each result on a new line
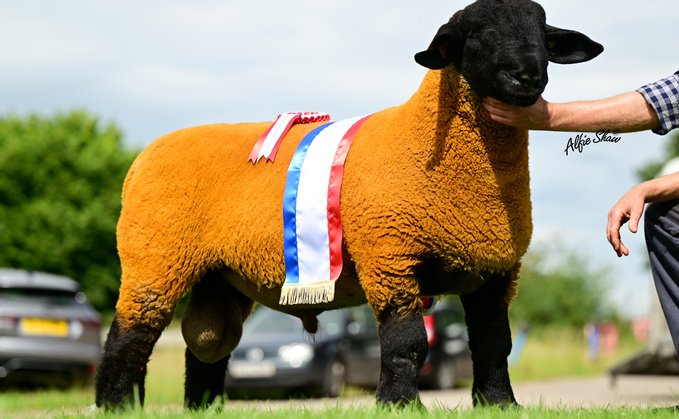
top-left (248, 112), bottom-right (331, 163)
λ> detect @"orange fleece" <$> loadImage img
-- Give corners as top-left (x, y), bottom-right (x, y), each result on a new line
top-left (114, 66), bottom-right (531, 329)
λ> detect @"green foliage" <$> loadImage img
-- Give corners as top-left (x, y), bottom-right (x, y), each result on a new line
top-left (0, 110), bottom-right (139, 311)
top-left (637, 130), bottom-right (679, 181)
top-left (637, 161), bottom-right (665, 183)
top-left (508, 325), bottom-right (643, 382)
top-left (511, 243), bottom-right (616, 328)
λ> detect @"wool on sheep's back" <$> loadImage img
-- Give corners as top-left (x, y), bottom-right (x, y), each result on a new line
top-left (113, 67), bottom-right (532, 324)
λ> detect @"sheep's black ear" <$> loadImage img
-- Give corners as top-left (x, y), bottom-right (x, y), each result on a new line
top-left (415, 12), bottom-right (463, 70)
top-left (545, 25), bottom-right (604, 64)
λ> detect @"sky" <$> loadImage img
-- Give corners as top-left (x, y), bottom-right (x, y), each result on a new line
top-left (1, 0), bottom-right (677, 318)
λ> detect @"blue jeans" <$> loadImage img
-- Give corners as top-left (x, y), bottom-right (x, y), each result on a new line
top-left (645, 199), bottom-right (679, 356)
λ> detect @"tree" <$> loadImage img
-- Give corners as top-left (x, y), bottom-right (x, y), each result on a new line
top-left (637, 130), bottom-right (679, 182)
top-left (0, 110), bottom-right (139, 312)
top-left (510, 243), bottom-right (616, 328)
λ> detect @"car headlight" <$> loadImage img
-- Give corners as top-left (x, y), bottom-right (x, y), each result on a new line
top-left (279, 343), bottom-right (314, 368)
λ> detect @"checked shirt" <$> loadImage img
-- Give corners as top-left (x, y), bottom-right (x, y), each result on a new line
top-left (637, 70), bottom-right (679, 135)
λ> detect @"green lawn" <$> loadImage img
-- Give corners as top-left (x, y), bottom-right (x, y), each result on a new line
top-left (0, 326), bottom-right (663, 418)
top-left (1, 400), bottom-right (677, 419)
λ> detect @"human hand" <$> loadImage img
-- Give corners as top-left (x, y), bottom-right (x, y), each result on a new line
top-left (606, 185), bottom-right (647, 257)
top-left (482, 96), bottom-right (551, 130)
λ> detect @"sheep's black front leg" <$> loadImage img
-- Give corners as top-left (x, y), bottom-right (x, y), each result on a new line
top-left (460, 270), bottom-right (518, 407)
top-left (375, 307), bottom-right (429, 406)
top-left (185, 349), bottom-right (229, 409)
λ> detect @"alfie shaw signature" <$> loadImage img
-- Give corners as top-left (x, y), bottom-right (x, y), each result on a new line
top-left (564, 130), bottom-right (622, 156)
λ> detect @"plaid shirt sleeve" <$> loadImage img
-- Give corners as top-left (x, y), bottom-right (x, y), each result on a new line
top-left (637, 70), bottom-right (679, 135)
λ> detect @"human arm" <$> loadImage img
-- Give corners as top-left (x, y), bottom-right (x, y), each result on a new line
top-left (606, 172), bottom-right (679, 257)
top-left (483, 91), bottom-right (661, 133)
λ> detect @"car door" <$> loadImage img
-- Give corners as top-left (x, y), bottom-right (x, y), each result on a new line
top-left (340, 306), bottom-right (381, 387)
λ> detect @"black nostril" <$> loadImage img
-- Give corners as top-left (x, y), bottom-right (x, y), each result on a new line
top-left (509, 69), bottom-right (543, 89)
top-left (520, 73), bottom-right (542, 87)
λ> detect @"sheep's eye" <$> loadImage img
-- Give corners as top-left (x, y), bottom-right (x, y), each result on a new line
top-left (546, 39), bottom-right (556, 49)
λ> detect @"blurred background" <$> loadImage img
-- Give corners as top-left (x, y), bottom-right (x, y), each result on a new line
top-left (0, 0), bottom-right (678, 409)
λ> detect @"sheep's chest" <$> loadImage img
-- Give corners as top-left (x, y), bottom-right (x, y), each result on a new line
top-left (420, 129), bottom-right (532, 273)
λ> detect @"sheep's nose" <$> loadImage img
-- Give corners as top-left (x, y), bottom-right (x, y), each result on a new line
top-left (511, 70), bottom-right (543, 89)
top-left (507, 56), bottom-right (546, 90)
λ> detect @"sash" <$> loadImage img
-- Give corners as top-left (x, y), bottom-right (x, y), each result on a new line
top-left (280, 114), bottom-right (372, 305)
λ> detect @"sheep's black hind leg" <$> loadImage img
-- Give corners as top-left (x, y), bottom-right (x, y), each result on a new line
top-left (182, 271), bottom-right (254, 409)
top-left (185, 350), bottom-right (229, 409)
top-left (95, 314), bottom-right (163, 410)
top-left (460, 268), bottom-right (519, 407)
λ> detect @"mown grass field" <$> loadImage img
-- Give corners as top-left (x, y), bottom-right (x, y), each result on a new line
top-left (0, 326), bottom-right (673, 418)
top-left (2, 397), bottom-right (679, 419)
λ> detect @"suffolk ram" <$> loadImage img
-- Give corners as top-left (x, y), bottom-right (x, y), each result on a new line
top-left (95, 0), bottom-right (603, 410)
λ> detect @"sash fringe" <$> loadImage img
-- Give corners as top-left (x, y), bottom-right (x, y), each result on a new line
top-left (279, 282), bottom-right (336, 305)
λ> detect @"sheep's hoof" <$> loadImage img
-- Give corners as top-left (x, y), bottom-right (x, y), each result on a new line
top-left (473, 396), bottom-right (521, 410)
top-left (377, 397), bottom-right (427, 413)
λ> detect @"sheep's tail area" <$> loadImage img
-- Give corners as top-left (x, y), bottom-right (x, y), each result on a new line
top-left (279, 281), bottom-right (336, 305)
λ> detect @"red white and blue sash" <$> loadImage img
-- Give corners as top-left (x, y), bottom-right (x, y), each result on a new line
top-left (279, 115), bottom-right (372, 305)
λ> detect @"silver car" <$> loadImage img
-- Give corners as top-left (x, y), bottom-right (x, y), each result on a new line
top-left (0, 268), bottom-right (102, 387)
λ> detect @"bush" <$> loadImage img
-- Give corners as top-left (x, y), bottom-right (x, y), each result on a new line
top-left (637, 130), bottom-right (679, 181)
top-left (0, 110), bottom-right (139, 312)
top-left (510, 243), bottom-right (617, 328)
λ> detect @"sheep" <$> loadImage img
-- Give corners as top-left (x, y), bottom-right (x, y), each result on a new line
top-left (95, 0), bottom-right (603, 410)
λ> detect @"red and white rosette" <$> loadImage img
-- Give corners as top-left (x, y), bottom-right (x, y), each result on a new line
top-left (248, 112), bottom-right (331, 163)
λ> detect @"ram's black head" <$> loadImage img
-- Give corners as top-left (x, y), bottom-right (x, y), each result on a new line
top-left (415, 0), bottom-right (603, 106)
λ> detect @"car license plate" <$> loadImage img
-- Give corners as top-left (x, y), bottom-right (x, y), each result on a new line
top-left (20, 318), bottom-right (69, 337)
top-left (228, 361), bottom-right (276, 378)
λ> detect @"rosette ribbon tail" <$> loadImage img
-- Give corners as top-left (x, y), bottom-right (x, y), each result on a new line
top-left (248, 112), bottom-right (331, 164)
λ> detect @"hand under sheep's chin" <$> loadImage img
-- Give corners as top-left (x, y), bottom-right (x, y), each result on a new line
top-left (487, 87), bottom-right (544, 107)
top-left (489, 77), bottom-right (546, 107)
top-left (504, 94), bottom-right (541, 108)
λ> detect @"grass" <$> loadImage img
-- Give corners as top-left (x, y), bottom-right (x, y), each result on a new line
top-left (0, 326), bottom-right (663, 418)
top-left (1, 400), bottom-right (678, 419)
top-left (507, 326), bottom-right (643, 382)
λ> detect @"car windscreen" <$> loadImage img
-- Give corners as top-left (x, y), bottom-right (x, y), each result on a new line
top-left (242, 309), bottom-right (303, 336)
top-left (0, 287), bottom-right (83, 306)
top-left (242, 308), bottom-right (346, 337)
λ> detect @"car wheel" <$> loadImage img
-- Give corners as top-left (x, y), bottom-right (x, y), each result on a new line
top-left (433, 359), bottom-right (456, 390)
top-left (322, 357), bottom-right (346, 397)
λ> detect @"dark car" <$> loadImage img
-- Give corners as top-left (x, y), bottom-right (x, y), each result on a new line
top-left (225, 300), bottom-right (471, 397)
top-left (419, 299), bottom-right (473, 389)
top-left (226, 304), bottom-right (380, 397)
top-left (0, 268), bottom-right (102, 388)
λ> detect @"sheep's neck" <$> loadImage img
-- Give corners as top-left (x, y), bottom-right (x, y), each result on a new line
top-left (403, 67), bottom-right (528, 167)
top-left (393, 67), bottom-right (532, 272)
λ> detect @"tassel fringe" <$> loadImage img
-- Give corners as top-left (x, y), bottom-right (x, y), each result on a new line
top-left (279, 282), bottom-right (335, 305)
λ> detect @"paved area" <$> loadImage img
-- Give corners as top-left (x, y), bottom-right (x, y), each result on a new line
top-left (215, 374), bottom-right (679, 411)
top-left (139, 329), bottom-right (679, 411)
top-left (508, 374), bottom-right (679, 409)
top-left (221, 374), bottom-right (679, 411)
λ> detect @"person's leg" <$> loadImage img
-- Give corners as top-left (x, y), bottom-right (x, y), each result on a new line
top-left (645, 199), bottom-right (679, 355)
